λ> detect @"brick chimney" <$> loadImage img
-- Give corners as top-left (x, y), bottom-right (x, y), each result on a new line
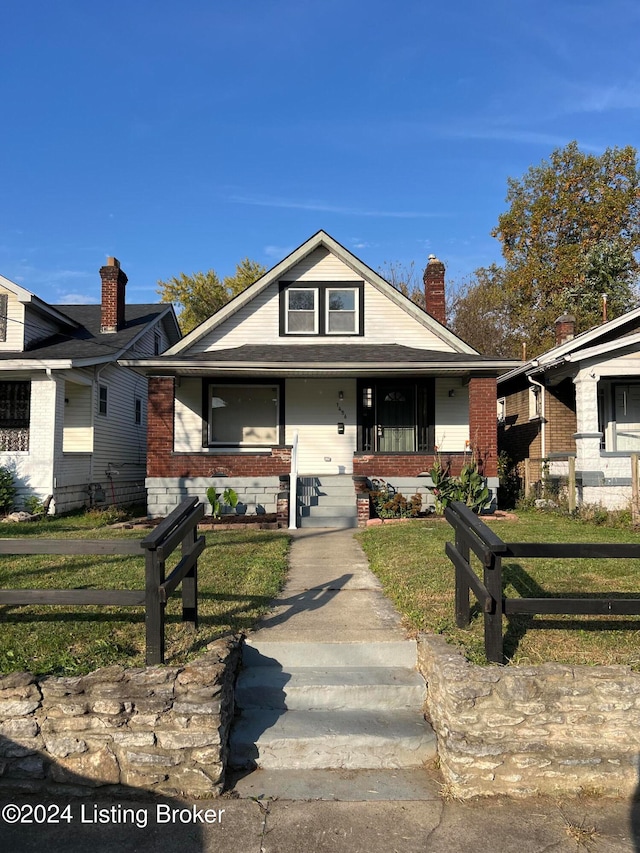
top-left (555, 314), bottom-right (575, 346)
top-left (423, 254), bottom-right (446, 325)
top-left (99, 257), bottom-right (127, 333)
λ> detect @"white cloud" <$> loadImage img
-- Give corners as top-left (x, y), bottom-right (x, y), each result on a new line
top-left (230, 194), bottom-right (445, 219)
top-left (56, 292), bottom-right (99, 305)
top-left (263, 244), bottom-right (294, 259)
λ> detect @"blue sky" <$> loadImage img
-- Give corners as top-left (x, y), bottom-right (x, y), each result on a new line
top-left (1, 0), bottom-right (639, 307)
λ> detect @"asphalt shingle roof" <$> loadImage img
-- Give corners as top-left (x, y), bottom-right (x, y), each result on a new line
top-left (0, 305), bottom-right (169, 362)
top-left (179, 344), bottom-right (503, 364)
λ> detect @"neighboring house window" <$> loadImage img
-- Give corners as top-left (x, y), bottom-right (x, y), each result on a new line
top-left (134, 396), bottom-right (142, 425)
top-left (154, 330), bottom-right (162, 355)
top-left (0, 381), bottom-right (30, 451)
top-left (528, 385), bottom-right (541, 419)
top-left (280, 282), bottom-right (364, 336)
top-left (207, 383), bottom-right (280, 446)
top-left (612, 383), bottom-right (640, 451)
top-left (497, 397), bottom-right (506, 423)
top-left (98, 384), bottom-right (108, 416)
top-left (0, 294), bottom-right (8, 342)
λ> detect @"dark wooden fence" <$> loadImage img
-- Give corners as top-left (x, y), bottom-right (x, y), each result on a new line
top-left (444, 501), bottom-right (640, 664)
top-left (0, 498), bottom-right (205, 665)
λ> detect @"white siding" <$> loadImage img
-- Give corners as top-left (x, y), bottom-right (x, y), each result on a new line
top-left (0, 289), bottom-right (25, 351)
top-left (24, 307), bottom-right (63, 348)
top-left (91, 363), bottom-right (148, 478)
top-left (434, 378), bottom-right (469, 452)
top-left (193, 275), bottom-right (456, 353)
top-left (63, 381), bottom-right (93, 452)
top-left (285, 247), bottom-right (359, 281)
top-left (175, 378), bottom-right (204, 452)
top-left (285, 378), bottom-right (357, 474)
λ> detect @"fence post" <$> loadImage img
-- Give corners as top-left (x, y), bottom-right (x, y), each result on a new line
top-left (632, 453), bottom-right (640, 525)
top-left (568, 456), bottom-right (576, 513)
top-left (454, 526), bottom-right (471, 627)
top-left (483, 553), bottom-right (503, 664)
top-left (181, 523), bottom-right (198, 631)
top-left (145, 548), bottom-right (165, 666)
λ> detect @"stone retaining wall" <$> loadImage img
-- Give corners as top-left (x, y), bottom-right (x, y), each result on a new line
top-left (0, 637), bottom-right (240, 797)
top-left (418, 633), bottom-right (640, 798)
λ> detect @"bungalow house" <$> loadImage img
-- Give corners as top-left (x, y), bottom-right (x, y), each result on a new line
top-left (498, 308), bottom-right (640, 510)
top-left (122, 231), bottom-right (519, 526)
top-left (0, 258), bottom-right (180, 513)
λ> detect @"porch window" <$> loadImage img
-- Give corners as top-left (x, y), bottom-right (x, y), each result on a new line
top-left (208, 384), bottom-right (279, 446)
top-left (611, 383), bottom-right (640, 451)
top-left (0, 381), bottom-right (30, 451)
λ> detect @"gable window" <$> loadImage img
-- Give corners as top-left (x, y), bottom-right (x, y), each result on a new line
top-left (286, 288), bottom-right (318, 334)
top-left (327, 288), bottom-right (358, 334)
top-left (0, 381), bottom-right (30, 451)
top-left (154, 330), bottom-right (162, 355)
top-left (98, 384), bottom-right (108, 416)
top-left (280, 282), bottom-right (364, 337)
top-left (207, 383), bottom-right (281, 446)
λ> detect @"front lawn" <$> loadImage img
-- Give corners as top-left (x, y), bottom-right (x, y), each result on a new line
top-left (357, 511), bottom-right (640, 667)
top-left (0, 514), bottom-right (289, 676)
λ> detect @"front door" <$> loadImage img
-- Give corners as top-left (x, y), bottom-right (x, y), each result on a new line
top-left (377, 384), bottom-right (416, 452)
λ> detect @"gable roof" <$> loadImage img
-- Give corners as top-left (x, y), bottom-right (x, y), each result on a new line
top-left (0, 273), bottom-right (80, 330)
top-left (163, 230), bottom-right (479, 356)
top-left (0, 303), bottom-right (180, 369)
top-left (498, 305), bottom-right (640, 385)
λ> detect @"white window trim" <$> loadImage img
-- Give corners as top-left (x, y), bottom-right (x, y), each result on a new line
top-left (98, 384), bottom-right (108, 417)
top-left (285, 287), bottom-right (318, 335)
top-left (325, 287), bottom-right (358, 335)
top-left (208, 384), bottom-right (280, 447)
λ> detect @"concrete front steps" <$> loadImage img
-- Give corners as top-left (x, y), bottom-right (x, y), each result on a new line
top-left (298, 474), bottom-right (357, 529)
top-left (229, 639), bottom-right (436, 772)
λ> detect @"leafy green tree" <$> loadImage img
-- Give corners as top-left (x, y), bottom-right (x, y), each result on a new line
top-left (448, 265), bottom-right (521, 356)
top-left (158, 258), bottom-right (266, 333)
top-left (494, 141), bottom-right (640, 353)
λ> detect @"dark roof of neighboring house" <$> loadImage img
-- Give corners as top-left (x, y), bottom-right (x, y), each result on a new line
top-left (0, 304), bottom-right (176, 363)
top-left (182, 344), bottom-right (508, 364)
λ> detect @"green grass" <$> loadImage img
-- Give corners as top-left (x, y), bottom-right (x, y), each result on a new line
top-left (0, 513), bottom-right (289, 676)
top-left (357, 510), bottom-right (640, 667)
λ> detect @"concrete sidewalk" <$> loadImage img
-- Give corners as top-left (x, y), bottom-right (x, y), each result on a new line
top-left (1, 791), bottom-right (638, 852)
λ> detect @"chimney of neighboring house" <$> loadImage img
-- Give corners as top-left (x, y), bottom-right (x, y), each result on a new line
top-left (100, 257), bottom-right (128, 333)
top-left (555, 314), bottom-right (576, 346)
top-left (423, 254), bottom-right (446, 325)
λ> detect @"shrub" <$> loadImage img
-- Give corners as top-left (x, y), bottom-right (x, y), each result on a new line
top-left (369, 479), bottom-right (423, 519)
top-left (206, 486), bottom-right (239, 518)
top-left (23, 495), bottom-right (46, 516)
top-left (0, 466), bottom-right (16, 514)
top-left (427, 456), bottom-right (491, 514)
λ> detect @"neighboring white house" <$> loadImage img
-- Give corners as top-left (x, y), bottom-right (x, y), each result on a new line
top-left (0, 258), bottom-right (180, 513)
top-left (499, 309), bottom-right (640, 510)
top-left (122, 231), bottom-right (518, 526)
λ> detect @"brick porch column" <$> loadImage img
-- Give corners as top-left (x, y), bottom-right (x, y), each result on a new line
top-left (147, 376), bottom-right (175, 478)
top-left (468, 376), bottom-right (498, 478)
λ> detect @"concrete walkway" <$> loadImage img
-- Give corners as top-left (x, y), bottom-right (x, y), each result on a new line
top-left (229, 528), bottom-right (436, 791)
top-left (3, 530), bottom-right (638, 852)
